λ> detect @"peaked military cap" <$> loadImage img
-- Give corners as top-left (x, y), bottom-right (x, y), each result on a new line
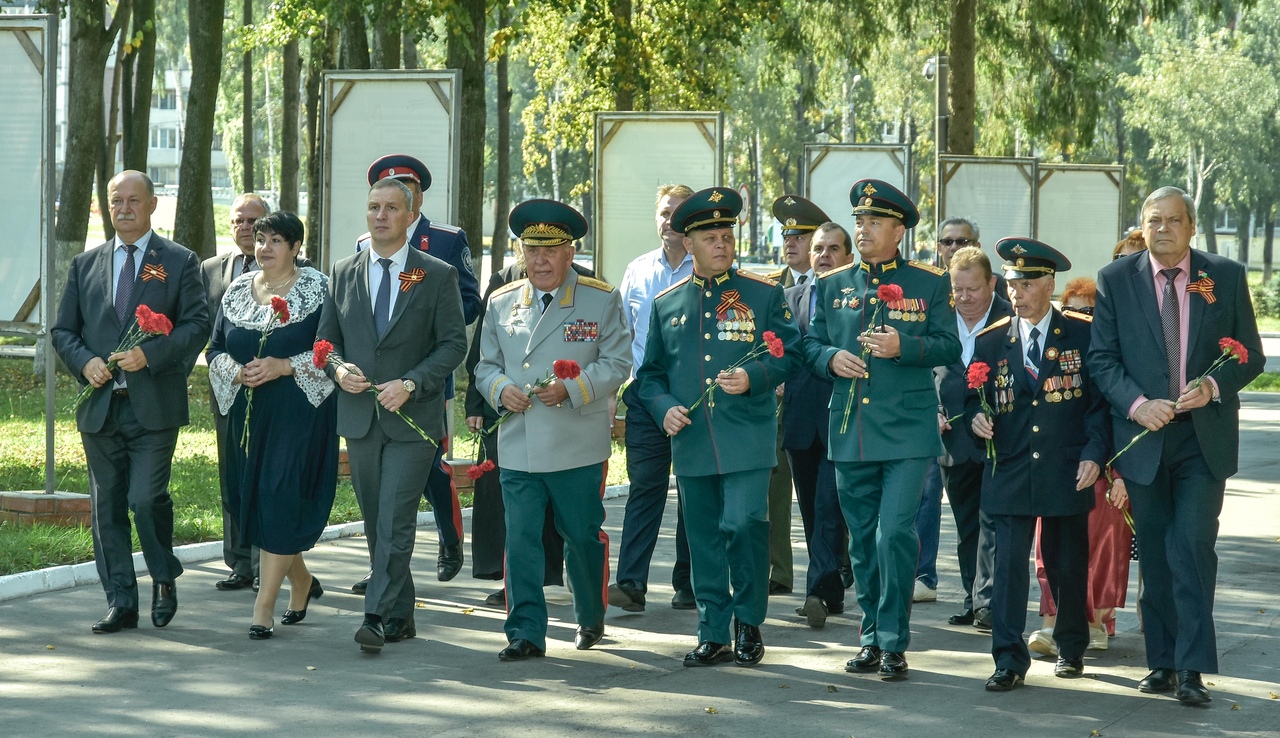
top-left (509, 199), bottom-right (588, 246)
top-left (996, 237), bottom-right (1071, 279)
top-left (672, 187), bottom-right (742, 234)
top-left (849, 179), bottom-right (919, 229)
top-left (772, 195), bottom-right (830, 237)
top-left (367, 154), bottom-right (432, 190)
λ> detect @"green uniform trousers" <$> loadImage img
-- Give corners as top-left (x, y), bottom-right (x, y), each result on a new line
top-left (500, 463), bottom-right (608, 651)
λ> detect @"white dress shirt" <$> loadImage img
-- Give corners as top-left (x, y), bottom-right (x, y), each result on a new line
top-left (367, 242), bottom-right (410, 317)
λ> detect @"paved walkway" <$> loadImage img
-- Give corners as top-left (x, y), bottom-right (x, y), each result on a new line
top-left (2, 397), bottom-right (1279, 737)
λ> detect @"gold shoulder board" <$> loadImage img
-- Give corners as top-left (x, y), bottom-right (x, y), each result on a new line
top-left (908, 260), bottom-right (946, 276)
top-left (977, 316), bottom-right (1012, 337)
top-left (819, 262), bottom-right (857, 279)
top-left (576, 276), bottom-right (616, 293)
top-left (492, 278), bottom-right (527, 298)
top-left (738, 270), bottom-right (776, 285)
top-left (655, 276), bottom-right (691, 300)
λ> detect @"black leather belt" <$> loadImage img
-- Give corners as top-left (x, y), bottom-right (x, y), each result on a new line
top-left (112, 388), bottom-right (129, 398)
top-left (1167, 412), bottom-right (1191, 423)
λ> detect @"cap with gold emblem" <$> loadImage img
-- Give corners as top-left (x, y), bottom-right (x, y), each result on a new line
top-left (849, 178), bottom-right (919, 229)
top-left (509, 199), bottom-right (588, 247)
top-left (995, 237), bottom-right (1071, 279)
top-left (771, 195), bottom-right (830, 237)
top-left (671, 186), bottom-right (742, 234)
top-left (367, 153), bottom-right (432, 190)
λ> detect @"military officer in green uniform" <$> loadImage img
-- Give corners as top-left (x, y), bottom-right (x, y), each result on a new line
top-left (636, 187), bottom-right (801, 667)
top-left (475, 199), bottom-right (632, 661)
top-left (803, 179), bottom-right (961, 678)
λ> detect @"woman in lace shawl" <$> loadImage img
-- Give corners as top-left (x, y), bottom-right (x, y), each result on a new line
top-left (207, 211), bottom-right (338, 640)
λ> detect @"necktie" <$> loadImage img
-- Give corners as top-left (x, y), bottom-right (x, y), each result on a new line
top-left (115, 244), bottom-right (137, 326)
top-left (797, 274), bottom-right (808, 285)
top-left (242, 254), bottom-right (255, 277)
top-left (1160, 268), bottom-right (1181, 400)
top-left (541, 292), bottom-right (554, 313)
top-left (1026, 326), bottom-right (1041, 380)
top-left (374, 258), bottom-right (392, 339)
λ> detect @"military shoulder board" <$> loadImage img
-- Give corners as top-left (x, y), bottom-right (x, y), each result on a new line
top-left (655, 276), bottom-right (691, 300)
top-left (491, 278), bottom-right (527, 298)
top-left (1063, 308), bottom-right (1093, 322)
top-left (819, 262), bottom-right (857, 279)
top-left (908, 260), bottom-right (946, 276)
top-left (977, 316), bottom-right (1011, 337)
top-left (576, 276), bottom-right (616, 293)
top-left (739, 270), bottom-right (777, 285)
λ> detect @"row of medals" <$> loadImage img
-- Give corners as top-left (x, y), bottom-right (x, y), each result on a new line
top-left (717, 319), bottom-right (755, 342)
top-left (1046, 387), bottom-right (1084, 403)
top-left (887, 309), bottom-right (926, 322)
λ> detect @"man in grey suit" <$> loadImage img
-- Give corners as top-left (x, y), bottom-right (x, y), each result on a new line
top-left (53, 170), bottom-right (209, 632)
top-left (200, 192), bottom-right (269, 592)
top-left (475, 199), bottom-right (632, 660)
top-left (318, 178), bottom-right (468, 654)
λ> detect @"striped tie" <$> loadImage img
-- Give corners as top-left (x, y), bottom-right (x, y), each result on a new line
top-left (115, 244), bottom-right (137, 327)
top-left (1025, 326), bottom-right (1041, 381)
top-left (1160, 268), bottom-right (1181, 400)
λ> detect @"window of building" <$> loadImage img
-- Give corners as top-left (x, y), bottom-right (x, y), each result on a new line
top-left (151, 90), bottom-right (177, 110)
top-left (149, 127), bottom-right (179, 149)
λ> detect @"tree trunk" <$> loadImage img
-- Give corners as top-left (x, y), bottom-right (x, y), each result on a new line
top-left (947, 0), bottom-right (976, 155)
top-left (240, 0), bottom-right (254, 193)
top-left (304, 25), bottom-right (339, 260)
top-left (174, 0), bottom-right (226, 260)
top-left (340, 7), bottom-right (370, 70)
top-left (1263, 201), bottom-right (1275, 283)
top-left (610, 0), bottom-right (634, 111)
top-left (402, 30), bottom-right (418, 69)
top-left (1200, 176), bottom-right (1218, 255)
top-left (490, 4), bottom-right (511, 274)
top-left (1236, 203), bottom-right (1252, 267)
top-left (445, 0), bottom-right (487, 245)
top-left (122, 0), bottom-right (156, 171)
top-left (99, 29), bottom-right (127, 241)
top-left (372, 1), bottom-right (401, 69)
top-left (280, 38), bottom-right (301, 213)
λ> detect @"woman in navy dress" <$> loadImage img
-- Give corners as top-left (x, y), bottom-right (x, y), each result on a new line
top-left (208, 212), bottom-right (338, 639)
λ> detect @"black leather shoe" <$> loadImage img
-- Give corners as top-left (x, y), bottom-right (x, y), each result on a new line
top-left (1138, 667), bottom-right (1177, 694)
top-left (151, 583), bottom-right (177, 628)
top-left (384, 617), bottom-right (417, 642)
top-left (437, 543), bottom-right (464, 582)
top-left (1054, 657), bottom-right (1085, 678)
top-left (683, 641), bottom-right (733, 667)
top-left (840, 565), bottom-right (854, 589)
top-left (575, 622), bottom-right (604, 650)
top-left (768, 581), bottom-right (792, 595)
top-left (282, 576), bottom-right (325, 625)
top-left (973, 607), bottom-right (993, 631)
top-left (845, 645), bottom-right (883, 672)
top-left (499, 639), bottom-right (545, 661)
top-left (1176, 670), bottom-right (1212, 705)
top-left (879, 651), bottom-right (909, 678)
top-left (986, 669), bottom-right (1024, 691)
top-left (949, 608), bottom-right (976, 626)
top-left (670, 589), bottom-right (696, 610)
top-left (796, 595), bottom-right (829, 629)
top-left (248, 623), bottom-right (274, 640)
top-left (485, 589), bottom-right (506, 607)
top-left (355, 616), bottom-right (384, 654)
top-left (734, 622), bottom-right (765, 666)
top-left (351, 571), bottom-right (371, 595)
top-left (92, 607), bottom-right (139, 634)
top-left (607, 582), bottom-right (646, 612)
top-left (215, 573), bottom-right (254, 591)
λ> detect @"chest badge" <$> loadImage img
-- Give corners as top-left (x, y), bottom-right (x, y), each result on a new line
top-left (1044, 347), bottom-right (1059, 361)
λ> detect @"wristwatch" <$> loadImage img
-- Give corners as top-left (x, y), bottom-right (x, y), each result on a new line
top-left (401, 379), bottom-right (416, 394)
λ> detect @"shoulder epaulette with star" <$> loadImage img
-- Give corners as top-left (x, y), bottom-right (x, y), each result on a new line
top-left (576, 276), bottom-right (615, 293)
top-left (1063, 308), bottom-right (1093, 323)
top-left (764, 267), bottom-right (786, 281)
top-left (908, 260), bottom-right (946, 276)
top-left (977, 316), bottom-right (1012, 337)
top-left (819, 262), bottom-right (857, 279)
top-left (491, 278), bottom-right (527, 298)
top-left (738, 270), bottom-right (776, 286)
top-left (655, 276), bottom-right (691, 300)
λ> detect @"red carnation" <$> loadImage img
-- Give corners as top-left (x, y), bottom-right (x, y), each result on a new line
top-left (877, 283), bottom-right (904, 304)
top-left (270, 295), bottom-right (290, 323)
top-left (554, 360), bottom-right (582, 380)
top-left (312, 339), bottom-right (334, 369)
top-left (134, 304), bottom-right (173, 336)
top-left (966, 361), bottom-right (991, 390)
top-left (763, 330), bottom-right (785, 358)
top-left (466, 465), bottom-right (485, 480)
top-left (480, 459), bottom-right (496, 472)
top-left (1218, 337), bottom-right (1248, 365)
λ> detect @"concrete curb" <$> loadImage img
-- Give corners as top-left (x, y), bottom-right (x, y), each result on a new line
top-left (0, 480), bottom-right (639, 603)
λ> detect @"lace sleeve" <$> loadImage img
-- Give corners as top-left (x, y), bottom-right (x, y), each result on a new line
top-left (290, 351), bottom-right (335, 408)
top-left (209, 352), bottom-right (244, 415)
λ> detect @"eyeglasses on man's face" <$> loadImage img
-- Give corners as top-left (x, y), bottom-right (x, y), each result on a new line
top-left (938, 238), bottom-right (972, 247)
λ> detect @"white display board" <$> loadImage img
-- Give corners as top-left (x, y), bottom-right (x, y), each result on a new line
top-left (321, 70), bottom-right (460, 270)
top-left (593, 112), bottom-right (723, 288)
top-left (0, 16), bottom-right (49, 333)
top-left (1036, 164), bottom-right (1124, 286)
top-left (804, 143), bottom-right (911, 240)
top-left (939, 156), bottom-right (1037, 267)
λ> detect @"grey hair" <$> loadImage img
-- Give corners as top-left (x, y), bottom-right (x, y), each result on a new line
top-left (1142, 186), bottom-right (1197, 229)
top-left (231, 192), bottom-right (272, 216)
top-left (939, 216), bottom-right (980, 241)
top-left (371, 177), bottom-right (414, 211)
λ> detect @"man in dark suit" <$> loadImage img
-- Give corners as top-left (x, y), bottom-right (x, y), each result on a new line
top-left (934, 246), bottom-right (1012, 630)
top-left (318, 177), bottom-right (468, 653)
top-left (1089, 186), bottom-right (1264, 704)
top-left (782, 221), bottom-right (854, 628)
top-left (52, 170), bottom-right (209, 633)
top-left (200, 192), bottom-right (269, 592)
top-left (351, 154), bottom-right (480, 591)
top-left (969, 238), bottom-right (1109, 691)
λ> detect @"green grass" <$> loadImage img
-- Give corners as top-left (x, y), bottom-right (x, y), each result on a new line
top-left (1245, 371), bottom-right (1280, 392)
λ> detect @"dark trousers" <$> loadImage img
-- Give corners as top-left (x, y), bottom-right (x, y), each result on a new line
top-left (212, 394), bottom-right (258, 578)
top-left (423, 436), bottom-right (463, 546)
top-left (1127, 421), bottom-right (1225, 674)
top-left (82, 395), bottom-right (183, 610)
top-left (615, 382), bottom-right (690, 592)
top-left (941, 460), bottom-right (996, 611)
top-left (991, 512), bottom-right (1089, 676)
top-left (786, 440), bottom-right (845, 608)
top-left (471, 429), bottom-right (565, 585)
top-left (914, 458), bottom-right (944, 587)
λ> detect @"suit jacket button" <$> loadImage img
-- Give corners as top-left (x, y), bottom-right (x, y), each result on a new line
top-left (862, 397), bottom-right (869, 404)
top-left (704, 312), bottom-right (712, 318)
top-left (1032, 400), bottom-right (1038, 406)
top-left (1033, 452), bottom-right (1040, 459)
top-left (705, 355), bottom-right (712, 361)
top-left (1032, 425), bottom-right (1039, 432)
top-left (375, 350), bottom-right (382, 356)
top-left (523, 362), bottom-right (530, 369)
top-left (705, 333), bottom-right (711, 339)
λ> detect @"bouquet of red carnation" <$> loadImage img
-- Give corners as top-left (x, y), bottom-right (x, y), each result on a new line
top-left (1109, 336), bottom-right (1249, 467)
top-left (840, 283), bottom-right (903, 433)
top-left (310, 339), bottom-right (438, 450)
top-left (68, 305), bottom-right (173, 412)
top-left (241, 296), bottom-right (291, 450)
top-left (481, 359), bottom-right (583, 438)
top-left (686, 331), bottom-right (785, 416)
top-left (966, 360), bottom-right (998, 474)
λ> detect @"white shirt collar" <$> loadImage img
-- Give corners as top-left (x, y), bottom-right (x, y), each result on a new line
top-left (405, 213), bottom-right (424, 241)
top-left (114, 230), bottom-right (153, 251)
top-left (790, 267), bottom-right (814, 283)
top-left (368, 241), bottom-right (410, 269)
top-left (1019, 309), bottom-right (1053, 346)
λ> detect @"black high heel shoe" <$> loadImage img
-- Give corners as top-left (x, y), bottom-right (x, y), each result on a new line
top-left (281, 576), bottom-right (324, 625)
top-left (249, 622), bottom-right (274, 640)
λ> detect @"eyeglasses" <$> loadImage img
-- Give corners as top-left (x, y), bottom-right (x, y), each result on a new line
top-left (938, 238), bottom-right (972, 247)
top-left (1066, 305), bottom-right (1095, 316)
top-left (231, 218), bottom-right (258, 227)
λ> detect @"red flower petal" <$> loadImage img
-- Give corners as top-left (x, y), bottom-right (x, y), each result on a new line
top-left (466, 465), bottom-right (484, 480)
top-left (966, 361), bottom-right (991, 390)
top-left (553, 360), bottom-right (581, 380)
top-left (312, 339), bottom-right (334, 369)
top-left (877, 284), bottom-right (904, 303)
